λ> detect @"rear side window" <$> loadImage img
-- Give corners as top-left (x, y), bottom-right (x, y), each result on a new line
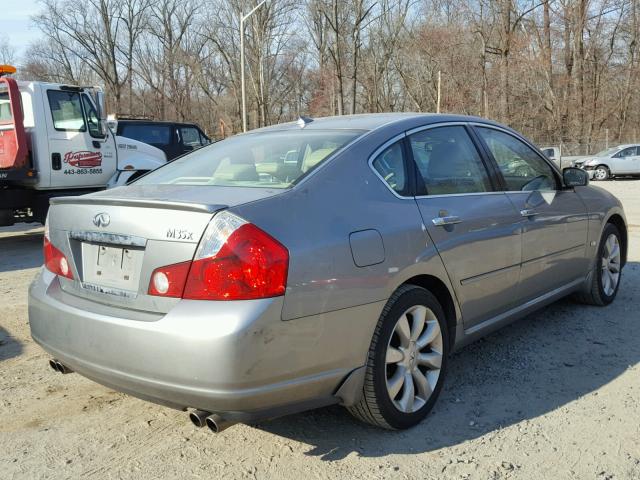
top-left (372, 141), bottom-right (407, 195)
top-left (408, 126), bottom-right (492, 195)
top-left (477, 127), bottom-right (557, 191)
top-left (120, 124), bottom-right (172, 145)
top-left (47, 90), bottom-right (86, 132)
top-left (136, 129), bottom-right (363, 188)
top-left (0, 86), bottom-right (11, 122)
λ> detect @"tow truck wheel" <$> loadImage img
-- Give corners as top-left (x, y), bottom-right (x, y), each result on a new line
top-left (0, 209), bottom-right (15, 227)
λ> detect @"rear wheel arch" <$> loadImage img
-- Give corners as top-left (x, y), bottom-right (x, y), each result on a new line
top-left (400, 275), bottom-right (458, 351)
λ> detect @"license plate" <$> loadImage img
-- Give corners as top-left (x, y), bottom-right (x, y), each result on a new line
top-left (82, 243), bottom-right (144, 292)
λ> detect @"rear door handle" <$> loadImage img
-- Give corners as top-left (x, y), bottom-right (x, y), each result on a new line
top-left (520, 209), bottom-right (539, 217)
top-left (432, 215), bottom-right (462, 226)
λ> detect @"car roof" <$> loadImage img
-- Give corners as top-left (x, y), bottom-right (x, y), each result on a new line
top-left (250, 113), bottom-right (504, 133)
top-left (117, 120), bottom-right (199, 127)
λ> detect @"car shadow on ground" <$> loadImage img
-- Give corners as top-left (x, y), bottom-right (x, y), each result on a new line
top-left (254, 262), bottom-right (640, 460)
top-left (0, 326), bottom-right (22, 362)
top-left (0, 225), bottom-right (43, 273)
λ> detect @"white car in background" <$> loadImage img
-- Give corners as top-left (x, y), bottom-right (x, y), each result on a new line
top-left (575, 144), bottom-right (640, 181)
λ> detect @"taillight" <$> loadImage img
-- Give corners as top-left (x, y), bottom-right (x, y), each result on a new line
top-left (148, 212), bottom-right (289, 300)
top-left (148, 261), bottom-right (191, 297)
top-left (43, 226), bottom-right (73, 279)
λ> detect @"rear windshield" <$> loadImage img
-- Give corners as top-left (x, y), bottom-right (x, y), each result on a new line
top-left (120, 123), bottom-right (172, 146)
top-left (136, 129), bottom-right (364, 188)
top-left (0, 86), bottom-right (12, 122)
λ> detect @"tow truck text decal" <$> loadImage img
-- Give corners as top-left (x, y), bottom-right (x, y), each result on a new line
top-left (63, 150), bottom-right (103, 175)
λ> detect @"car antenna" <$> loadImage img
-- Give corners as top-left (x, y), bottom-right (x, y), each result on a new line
top-left (297, 116), bottom-right (314, 128)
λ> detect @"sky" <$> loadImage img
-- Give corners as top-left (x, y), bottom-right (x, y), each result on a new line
top-left (1, 0), bottom-right (42, 60)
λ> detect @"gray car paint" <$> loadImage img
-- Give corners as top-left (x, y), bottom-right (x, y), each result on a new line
top-left (28, 113), bottom-right (628, 422)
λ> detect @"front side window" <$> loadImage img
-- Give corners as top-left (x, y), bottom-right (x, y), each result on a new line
top-left (180, 127), bottom-right (203, 147)
top-left (136, 129), bottom-right (363, 188)
top-left (614, 147), bottom-right (638, 158)
top-left (409, 126), bottom-right (491, 195)
top-left (200, 131), bottom-right (211, 145)
top-left (477, 127), bottom-right (557, 191)
top-left (372, 141), bottom-right (407, 194)
top-left (47, 90), bottom-right (86, 132)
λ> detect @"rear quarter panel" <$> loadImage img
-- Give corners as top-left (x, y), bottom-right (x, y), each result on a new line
top-left (574, 185), bottom-right (628, 267)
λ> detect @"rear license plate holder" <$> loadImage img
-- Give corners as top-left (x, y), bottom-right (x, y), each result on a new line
top-left (81, 243), bottom-right (144, 292)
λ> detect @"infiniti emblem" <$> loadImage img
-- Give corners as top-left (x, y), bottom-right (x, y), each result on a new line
top-left (93, 212), bottom-right (110, 228)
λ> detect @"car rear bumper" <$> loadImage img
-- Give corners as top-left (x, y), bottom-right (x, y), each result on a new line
top-left (29, 269), bottom-right (380, 416)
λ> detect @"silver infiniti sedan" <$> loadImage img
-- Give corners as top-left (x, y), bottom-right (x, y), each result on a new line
top-left (29, 114), bottom-right (628, 432)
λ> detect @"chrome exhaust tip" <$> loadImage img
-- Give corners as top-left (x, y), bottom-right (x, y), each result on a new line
top-left (49, 359), bottom-right (60, 372)
top-left (49, 359), bottom-right (73, 374)
top-left (205, 413), bottom-right (236, 433)
top-left (188, 410), bottom-right (210, 428)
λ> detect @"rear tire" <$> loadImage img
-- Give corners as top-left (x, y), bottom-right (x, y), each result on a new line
top-left (575, 223), bottom-right (622, 306)
top-left (348, 285), bottom-right (449, 429)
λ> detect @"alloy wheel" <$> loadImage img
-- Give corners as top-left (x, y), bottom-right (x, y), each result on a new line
top-left (594, 167), bottom-right (608, 180)
top-left (385, 305), bottom-right (443, 413)
top-left (601, 233), bottom-right (621, 296)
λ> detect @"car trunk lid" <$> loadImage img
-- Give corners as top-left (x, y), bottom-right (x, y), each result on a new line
top-left (47, 184), bottom-right (284, 314)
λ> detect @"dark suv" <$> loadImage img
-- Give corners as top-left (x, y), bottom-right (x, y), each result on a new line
top-left (115, 120), bottom-right (211, 160)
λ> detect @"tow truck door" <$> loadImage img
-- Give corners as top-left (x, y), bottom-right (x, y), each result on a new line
top-left (44, 88), bottom-right (115, 189)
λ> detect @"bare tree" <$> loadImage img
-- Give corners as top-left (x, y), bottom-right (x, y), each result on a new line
top-left (0, 35), bottom-right (16, 64)
top-left (23, 0), bottom-right (640, 149)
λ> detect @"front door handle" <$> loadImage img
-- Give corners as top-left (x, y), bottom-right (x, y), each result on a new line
top-left (520, 209), bottom-right (539, 217)
top-left (51, 153), bottom-right (61, 170)
top-left (432, 215), bottom-right (462, 226)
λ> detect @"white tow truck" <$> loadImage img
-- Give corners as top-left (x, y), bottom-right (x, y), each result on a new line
top-left (0, 65), bottom-right (167, 226)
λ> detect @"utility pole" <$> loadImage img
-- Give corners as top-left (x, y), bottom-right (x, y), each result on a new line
top-left (436, 70), bottom-right (441, 113)
top-left (241, 0), bottom-right (267, 133)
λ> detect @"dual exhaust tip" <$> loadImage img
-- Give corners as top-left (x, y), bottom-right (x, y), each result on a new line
top-left (49, 359), bottom-right (73, 374)
top-left (48, 360), bottom-right (232, 432)
top-left (189, 409), bottom-right (235, 433)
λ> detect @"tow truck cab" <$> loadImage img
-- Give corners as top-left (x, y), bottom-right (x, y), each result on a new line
top-left (0, 66), bottom-right (166, 226)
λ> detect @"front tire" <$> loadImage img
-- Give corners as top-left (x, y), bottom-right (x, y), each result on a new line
top-left (348, 285), bottom-right (449, 429)
top-left (575, 223), bottom-right (622, 306)
top-left (593, 165), bottom-right (610, 181)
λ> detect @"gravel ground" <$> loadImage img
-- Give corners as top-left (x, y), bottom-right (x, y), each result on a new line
top-left (1, 181), bottom-right (639, 480)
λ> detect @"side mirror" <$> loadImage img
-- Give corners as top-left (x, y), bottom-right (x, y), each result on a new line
top-left (95, 91), bottom-right (106, 121)
top-left (95, 90), bottom-right (109, 138)
top-left (563, 167), bottom-right (589, 188)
